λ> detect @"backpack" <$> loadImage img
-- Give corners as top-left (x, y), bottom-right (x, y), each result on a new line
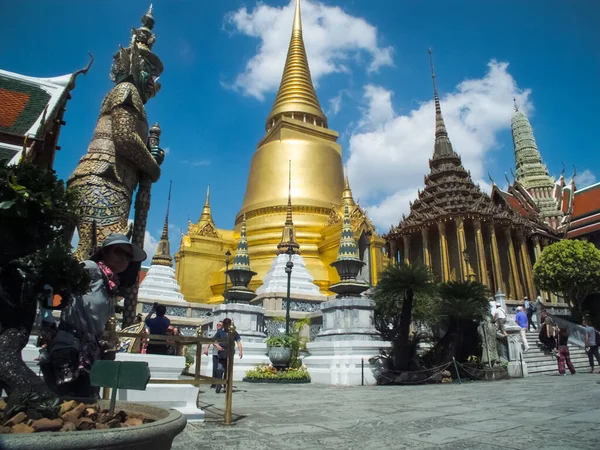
top-left (527, 302), bottom-right (536, 313)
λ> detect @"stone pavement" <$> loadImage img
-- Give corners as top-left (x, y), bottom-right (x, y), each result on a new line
top-left (172, 374), bottom-right (600, 450)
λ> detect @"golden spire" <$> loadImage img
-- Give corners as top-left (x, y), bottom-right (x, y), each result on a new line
top-left (429, 48), bottom-right (454, 158)
top-left (342, 166), bottom-right (356, 206)
top-left (152, 181), bottom-right (174, 267)
top-left (277, 161), bottom-right (300, 254)
top-left (266, 0), bottom-right (327, 130)
top-left (198, 185), bottom-right (214, 223)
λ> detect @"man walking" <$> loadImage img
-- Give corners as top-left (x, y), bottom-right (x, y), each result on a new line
top-left (515, 306), bottom-right (530, 352)
top-left (494, 302), bottom-right (508, 337)
top-left (524, 297), bottom-right (537, 331)
top-left (204, 321), bottom-right (223, 388)
top-left (583, 318), bottom-right (600, 373)
top-left (213, 318), bottom-right (242, 393)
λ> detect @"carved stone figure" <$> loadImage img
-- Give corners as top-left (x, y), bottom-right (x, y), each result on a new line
top-left (68, 6), bottom-right (164, 260)
top-left (478, 317), bottom-right (499, 366)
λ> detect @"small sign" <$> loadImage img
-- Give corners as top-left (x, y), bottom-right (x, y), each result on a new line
top-left (90, 361), bottom-right (151, 415)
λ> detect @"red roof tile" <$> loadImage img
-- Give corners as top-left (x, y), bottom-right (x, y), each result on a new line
top-left (572, 184), bottom-right (600, 219)
top-left (0, 89), bottom-right (30, 127)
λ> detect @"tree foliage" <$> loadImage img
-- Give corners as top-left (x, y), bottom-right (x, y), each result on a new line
top-left (533, 239), bottom-right (600, 315)
top-left (0, 163), bottom-right (90, 416)
top-left (373, 263), bottom-right (436, 370)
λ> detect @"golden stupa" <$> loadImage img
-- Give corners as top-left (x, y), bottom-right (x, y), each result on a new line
top-left (175, 0), bottom-right (384, 303)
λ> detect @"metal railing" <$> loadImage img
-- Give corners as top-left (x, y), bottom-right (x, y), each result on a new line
top-left (115, 325), bottom-right (237, 424)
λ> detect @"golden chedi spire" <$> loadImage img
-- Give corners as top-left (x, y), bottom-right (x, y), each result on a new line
top-left (152, 181), bottom-right (174, 267)
top-left (198, 185), bottom-right (214, 223)
top-left (277, 161), bottom-right (301, 254)
top-left (266, 0), bottom-right (327, 130)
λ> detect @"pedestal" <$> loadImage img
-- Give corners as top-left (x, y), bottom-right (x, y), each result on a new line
top-left (303, 296), bottom-right (391, 385)
top-left (115, 353), bottom-right (204, 421)
top-left (204, 303), bottom-right (269, 381)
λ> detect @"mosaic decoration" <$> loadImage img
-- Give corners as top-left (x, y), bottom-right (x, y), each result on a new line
top-left (289, 300), bottom-right (321, 313)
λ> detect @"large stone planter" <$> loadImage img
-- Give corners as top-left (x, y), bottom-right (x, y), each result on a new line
top-left (1, 400), bottom-right (186, 450)
top-left (268, 347), bottom-right (291, 368)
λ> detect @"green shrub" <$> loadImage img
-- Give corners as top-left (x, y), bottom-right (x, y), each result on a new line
top-left (244, 364), bottom-right (311, 381)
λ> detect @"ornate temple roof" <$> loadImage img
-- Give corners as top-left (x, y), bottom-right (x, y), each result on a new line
top-left (566, 182), bottom-right (600, 238)
top-left (386, 52), bottom-right (533, 238)
top-left (336, 202), bottom-right (361, 261)
top-left (0, 63), bottom-right (90, 165)
top-left (265, 0), bottom-right (327, 130)
top-left (187, 185), bottom-right (220, 238)
top-left (511, 102), bottom-right (562, 224)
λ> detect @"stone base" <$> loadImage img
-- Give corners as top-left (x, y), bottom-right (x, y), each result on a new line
top-left (508, 360), bottom-right (528, 378)
top-left (303, 340), bottom-right (391, 386)
top-left (115, 353), bottom-right (204, 421)
top-left (200, 341), bottom-right (270, 382)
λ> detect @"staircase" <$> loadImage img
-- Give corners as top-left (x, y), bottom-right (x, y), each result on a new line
top-left (522, 330), bottom-right (590, 376)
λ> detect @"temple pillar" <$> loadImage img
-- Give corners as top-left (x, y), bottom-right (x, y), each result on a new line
top-left (389, 239), bottom-right (397, 265)
top-left (473, 220), bottom-right (489, 286)
top-left (438, 222), bottom-right (450, 282)
top-left (517, 231), bottom-right (535, 300)
top-left (504, 228), bottom-right (524, 300)
top-left (487, 224), bottom-right (503, 294)
top-left (402, 235), bottom-right (411, 265)
top-left (456, 218), bottom-right (468, 281)
top-left (421, 227), bottom-right (431, 269)
top-left (532, 235), bottom-right (542, 261)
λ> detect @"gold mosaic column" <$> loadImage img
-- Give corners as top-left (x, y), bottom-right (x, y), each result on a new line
top-left (517, 231), bottom-right (535, 300)
top-left (456, 218), bottom-right (468, 281)
top-left (402, 235), bottom-right (411, 265)
top-left (421, 227), bottom-right (431, 269)
top-left (487, 224), bottom-right (503, 293)
top-left (504, 227), bottom-right (524, 300)
top-left (473, 220), bottom-right (489, 286)
top-left (438, 222), bottom-right (450, 282)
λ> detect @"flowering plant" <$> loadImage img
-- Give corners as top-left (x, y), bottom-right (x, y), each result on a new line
top-left (245, 364), bottom-right (311, 381)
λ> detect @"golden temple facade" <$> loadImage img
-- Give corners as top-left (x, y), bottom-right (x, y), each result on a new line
top-left (175, 0), bottom-right (384, 303)
top-left (384, 52), bottom-right (560, 302)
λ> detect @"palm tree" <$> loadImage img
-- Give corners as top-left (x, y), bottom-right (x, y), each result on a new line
top-left (437, 281), bottom-right (489, 361)
top-left (373, 263), bottom-right (436, 370)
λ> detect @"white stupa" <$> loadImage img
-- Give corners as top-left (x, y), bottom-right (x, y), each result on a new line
top-left (256, 163), bottom-right (324, 298)
top-left (138, 183), bottom-right (186, 304)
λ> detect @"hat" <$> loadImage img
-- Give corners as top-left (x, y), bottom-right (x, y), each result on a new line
top-left (516, 306), bottom-right (523, 311)
top-left (495, 302), bottom-right (501, 307)
top-left (95, 233), bottom-right (146, 262)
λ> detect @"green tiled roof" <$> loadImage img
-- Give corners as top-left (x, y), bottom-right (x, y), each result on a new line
top-left (0, 75), bottom-right (51, 136)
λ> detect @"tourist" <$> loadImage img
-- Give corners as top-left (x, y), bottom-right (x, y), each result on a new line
top-left (204, 321), bottom-right (223, 388)
top-left (524, 297), bottom-right (537, 331)
top-left (214, 318), bottom-right (242, 393)
top-left (494, 302), bottom-right (508, 337)
top-left (166, 326), bottom-right (184, 356)
top-left (556, 326), bottom-right (576, 375)
top-left (535, 295), bottom-right (544, 329)
top-left (41, 233), bottom-right (146, 398)
top-left (145, 303), bottom-right (171, 354)
top-left (539, 309), bottom-right (557, 354)
top-left (583, 318), bottom-right (600, 373)
top-left (515, 306), bottom-right (530, 353)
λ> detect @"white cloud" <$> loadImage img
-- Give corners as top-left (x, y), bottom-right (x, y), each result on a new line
top-left (328, 90), bottom-right (345, 116)
top-left (163, 147), bottom-right (171, 155)
top-left (224, 0), bottom-right (393, 100)
top-left (127, 219), bottom-right (159, 261)
top-left (576, 169), bottom-right (596, 188)
top-left (180, 159), bottom-right (211, 167)
top-left (347, 60), bottom-right (532, 231)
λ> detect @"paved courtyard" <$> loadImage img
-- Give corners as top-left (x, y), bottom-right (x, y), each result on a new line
top-left (173, 374), bottom-right (600, 450)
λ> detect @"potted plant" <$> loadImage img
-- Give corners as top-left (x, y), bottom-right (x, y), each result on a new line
top-left (0, 164), bottom-right (186, 448)
top-left (265, 335), bottom-right (293, 368)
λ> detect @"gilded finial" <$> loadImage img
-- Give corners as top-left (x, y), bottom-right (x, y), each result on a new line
top-left (513, 97), bottom-right (519, 112)
top-left (428, 48), bottom-right (454, 158)
top-left (488, 171), bottom-right (495, 186)
top-left (199, 185), bottom-right (214, 223)
top-left (266, 0), bottom-right (327, 130)
top-left (342, 165), bottom-right (356, 206)
top-left (293, 0), bottom-right (302, 32)
top-left (205, 185), bottom-right (210, 207)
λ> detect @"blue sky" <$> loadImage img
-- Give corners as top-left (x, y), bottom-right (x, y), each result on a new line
top-left (1, 0), bottom-right (598, 256)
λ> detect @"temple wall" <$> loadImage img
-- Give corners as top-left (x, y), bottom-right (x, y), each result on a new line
top-left (429, 226), bottom-right (442, 282)
top-left (446, 221), bottom-right (460, 282)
